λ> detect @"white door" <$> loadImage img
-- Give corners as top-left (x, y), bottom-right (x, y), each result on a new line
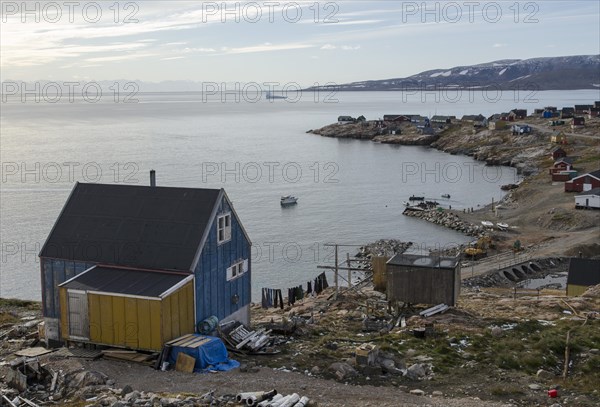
top-left (68, 291), bottom-right (89, 339)
top-left (583, 183), bottom-right (592, 191)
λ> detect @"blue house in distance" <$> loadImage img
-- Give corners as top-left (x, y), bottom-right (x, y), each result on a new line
top-left (39, 174), bottom-right (251, 347)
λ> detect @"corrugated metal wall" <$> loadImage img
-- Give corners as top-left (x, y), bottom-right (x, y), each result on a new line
top-left (161, 281), bottom-right (194, 343)
top-left (387, 266), bottom-right (458, 306)
top-left (195, 197), bottom-right (251, 324)
top-left (59, 281), bottom-right (194, 351)
top-left (372, 256), bottom-right (389, 293)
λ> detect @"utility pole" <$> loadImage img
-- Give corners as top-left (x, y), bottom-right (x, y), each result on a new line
top-left (347, 252), bottom-right (351, 289)
top-left (334, 244), bottom-right (339, 300)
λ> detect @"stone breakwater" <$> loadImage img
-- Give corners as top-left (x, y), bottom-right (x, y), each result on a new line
top-left (403, 209), bottom-right (485, 237)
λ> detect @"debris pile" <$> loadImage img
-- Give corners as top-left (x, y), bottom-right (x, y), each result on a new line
top-left (219, 321), bottom-right (278, 354)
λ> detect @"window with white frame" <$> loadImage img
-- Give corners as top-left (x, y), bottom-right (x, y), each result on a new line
top-left (217, 213), bottom-right (231, 244)
top-left (227, 259), bottom-right (248, 281)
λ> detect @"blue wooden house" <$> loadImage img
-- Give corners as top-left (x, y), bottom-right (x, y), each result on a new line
top-left (39, 181), bottom-right (251, 348)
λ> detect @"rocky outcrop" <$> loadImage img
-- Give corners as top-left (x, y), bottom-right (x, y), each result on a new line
top-left (308, 123), bottom-right (381, 140)
top-left (373, 134), bottom-right (439, 145)
top-left (403, 209), bottom-right (485, 237)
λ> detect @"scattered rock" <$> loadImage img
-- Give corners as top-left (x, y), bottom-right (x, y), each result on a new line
top-left (536, 369), bottom-right (554, 380)
top-left (67, 370), bottom-right (108, 389)
top-left (409, 389), bottom-right (425, 396)
top-left (528, 384), bottom-right (542, 390)
top-left (329, 362), bottom-right (358, 381)
top-left (405, 364), bottom-right (427, 380)
top-left (491, 326), bottom-right (503, 337)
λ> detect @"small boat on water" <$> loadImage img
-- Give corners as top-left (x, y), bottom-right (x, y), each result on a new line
top-left (481, 221), bottom-right (494, 228)
top-left (409, 195), bottom-right (425, 201)
top-left (266, 91), bottom-right (286, 100)
top-left (280, 195), bottom-right (298, 206)
top-left (441, 194), bottom-right (451, 199)
top-left (496, 222), bottom-right (509, 231)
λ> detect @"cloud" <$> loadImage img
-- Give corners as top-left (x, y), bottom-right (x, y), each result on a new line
top-left (493, 43), bottom-right (508, 48)
top-left (183, 47), bottom-right (216, 53)
top-left (321, 44), bottom-right (361, 51)
top-left (221, 42), bottom-right (314, 55)
top-left (161, 56), bottom-right (186, 61)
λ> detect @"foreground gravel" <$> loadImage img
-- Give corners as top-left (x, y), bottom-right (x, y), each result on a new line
top-left (84, 359), bottom-right (511, 407)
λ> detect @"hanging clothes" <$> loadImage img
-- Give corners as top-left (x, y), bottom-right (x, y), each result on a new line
top-left (278, 290), bottom-right (284, 309)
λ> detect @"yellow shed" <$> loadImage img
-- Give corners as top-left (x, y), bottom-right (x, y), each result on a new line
top-left (58, 266), bottom-right (194, 351)
top-left (566, 258), bottom-right (600, 297)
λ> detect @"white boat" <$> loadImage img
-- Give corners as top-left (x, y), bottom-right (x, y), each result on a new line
top-left (280, 195), bottom-right (298, 206)
top-left (481, 221), bottom-right (494, 228)
top-left (496, 222), bottom-right (509, 231)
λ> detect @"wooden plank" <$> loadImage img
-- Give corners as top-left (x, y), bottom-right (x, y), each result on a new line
top-left (177, 336), bottom-right (202, 348)
top-left (137, 299), bottom-right (152, 350)
top-left (99, 295), bottom-right (114, 345)
top-left (149, 300), bottom-right (162, 351)
top-left (124, 298), bottom-right (138, 349)
top-left (189, 338), bottom-right (212, 349)
top-left (88, 294), bottom-right (102, 342)
top-left (15, 347), bottom-right (54, 357)
top-left (112, 296), bottom-right (126, 346)
top-left (175, 352), bottom-right (196, 373)
top-left (166, 334), bottom-right (194, 346)
top-left (59, 287), bottom-right (68, 340)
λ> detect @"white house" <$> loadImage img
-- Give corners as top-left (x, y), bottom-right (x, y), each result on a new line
top-left (575, 188), bottom-right (600, 210)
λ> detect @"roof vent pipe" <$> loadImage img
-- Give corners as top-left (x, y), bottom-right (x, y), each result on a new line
top-left (150, 170), bottom-right (156, 187)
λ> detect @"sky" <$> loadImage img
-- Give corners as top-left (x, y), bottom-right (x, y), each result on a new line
top-left (1, 0), bottom-right (599, 87)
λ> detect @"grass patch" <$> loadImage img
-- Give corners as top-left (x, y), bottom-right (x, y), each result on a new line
top-left (0, 298), bottom-right (39, 309)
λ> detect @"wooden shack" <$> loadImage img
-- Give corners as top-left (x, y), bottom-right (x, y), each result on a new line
top-left (40, 181), bottom-right (251, 349)
top-left (386, 254), bottom-right (460, 306)
top-left (58, 266), bottom-right (194, 351)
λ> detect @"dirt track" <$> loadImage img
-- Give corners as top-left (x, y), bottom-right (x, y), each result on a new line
top-left (82, 359), bottom-right (510, 407)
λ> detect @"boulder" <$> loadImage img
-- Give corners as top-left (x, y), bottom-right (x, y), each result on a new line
top-left (329, 362), bottom-right (357, 381)
top-left (67, 371), bottom-right (108, 389)
top-left (405, 364), bottom-right (427, 380)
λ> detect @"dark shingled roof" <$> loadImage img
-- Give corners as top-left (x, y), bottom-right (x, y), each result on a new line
top-left (577, 188), bottom-right (600, 196)
top-left (555, 156), bottom-right (575, 165)
top-left (40, 183), bottom-right (221, 271)
top-left (60, 266), bottom-right (190, 297)
top-left (567, 258), bottom-right (600, 287)
top-left (387, 254), bottom-right (459, 269)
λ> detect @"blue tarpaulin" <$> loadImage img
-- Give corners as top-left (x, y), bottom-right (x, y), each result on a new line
top-left (166, 334), bottom-right (239, 373)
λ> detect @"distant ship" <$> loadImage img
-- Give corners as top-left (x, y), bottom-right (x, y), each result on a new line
top-left (266, 91), bottom-right (286, 100)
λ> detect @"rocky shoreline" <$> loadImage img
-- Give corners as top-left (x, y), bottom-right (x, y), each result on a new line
top-left (402, 208), bottom-right (486, 237)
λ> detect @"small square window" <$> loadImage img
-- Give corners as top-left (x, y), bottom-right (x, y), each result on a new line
top-left (217, 213), bottom-right (231, 244)
top-left (227, 259), bottom-right (248, 281)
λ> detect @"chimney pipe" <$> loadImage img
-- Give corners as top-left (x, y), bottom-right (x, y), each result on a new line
top-left (150, 170), bottom-right (156, 187)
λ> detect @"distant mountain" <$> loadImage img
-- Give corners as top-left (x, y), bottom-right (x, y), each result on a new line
top-left (314, 55), bottom-right (600, 91)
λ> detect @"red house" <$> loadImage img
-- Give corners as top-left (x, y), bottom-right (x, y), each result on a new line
top-left (549, 157), bottom-right (575, 175)
top-left (551, 147), bottom-right (567, 160)
top-left (565, 170), bottom-right (600, 192)
top-left (572, 117), bottom-right (585, 128)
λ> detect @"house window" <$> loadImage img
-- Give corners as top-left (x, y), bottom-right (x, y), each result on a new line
top-left (227, 259), bottom-right (248, 281)
top-left (217, 213), bottom-right (231, 244)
